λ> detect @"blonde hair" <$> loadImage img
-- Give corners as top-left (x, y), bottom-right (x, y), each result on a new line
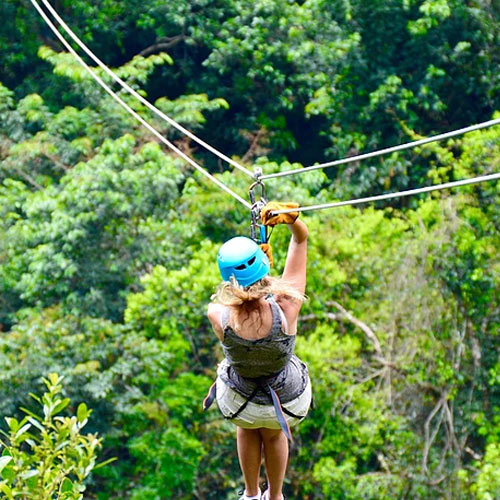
top-left (211, 276), bottom-right (305, 332)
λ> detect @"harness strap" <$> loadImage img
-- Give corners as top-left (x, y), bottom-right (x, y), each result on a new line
top-left (203, 381), bottom-right (217, 411)
top-left (265, 382), bottom-right (293, 442)
top-left (281, 405), bottom-right (305, 420)
top-left (223, 384), bottom-right (261, 420)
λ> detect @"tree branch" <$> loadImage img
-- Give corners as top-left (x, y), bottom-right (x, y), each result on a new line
top-left (43, 152), bottom-right (70, 172)
top-left (139, 35), bottom-right (186, 57)
top-left (13, 166), bottom-right (43, 190)
top-left (423, 396), bottom-right (445, 473)
top-left (299, 312), bottom-right (339, 322)
top-left (241, 126), bottom-right (269, 164)
top-left (328, 300), bottom-right (384, 357)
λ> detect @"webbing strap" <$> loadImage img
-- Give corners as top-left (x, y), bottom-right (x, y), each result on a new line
top-left (266, 383), bottom-right (293, 442)
top-left (224, 384), bottom-right (261, 421)
top-left (281, 405), bottom-right (305, 420)
top-left (203, 381), bottom-right (217, 411)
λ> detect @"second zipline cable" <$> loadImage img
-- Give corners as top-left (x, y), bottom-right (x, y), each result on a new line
top-left (270, 171), bottom-right (500, 214)
top-left (261, 118), bottom-right (500, 180)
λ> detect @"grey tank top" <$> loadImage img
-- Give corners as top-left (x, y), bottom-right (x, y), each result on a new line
top-left (218, 296), bottom-right (309, 404)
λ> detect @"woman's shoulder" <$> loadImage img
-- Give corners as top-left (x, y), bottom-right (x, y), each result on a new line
top-left (274, 295), bottom-right (302, 335)
top-left (207, 303), bottom-right (225, 340)
top-left (207, 302), bottom-right (224, 314)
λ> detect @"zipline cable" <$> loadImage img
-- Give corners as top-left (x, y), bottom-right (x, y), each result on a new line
top-left (260, 118), bottom-right (500, 180)
top-left (36, 0), bottom-right (254, 180)
top-left (271, 171), bottom-right (500, 214)
top-left (32, 0), bottom-right (500, 215)
top-left (30, 0), bottom-right (251, 209)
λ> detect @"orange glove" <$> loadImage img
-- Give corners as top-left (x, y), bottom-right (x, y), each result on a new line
top-left (260, 243), bottom-right (274, 267)
top-left (261, 201), bottom-right (299, 227)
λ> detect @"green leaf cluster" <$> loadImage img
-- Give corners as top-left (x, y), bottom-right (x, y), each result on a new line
top-left (0, 373), bottom-right (105, 500)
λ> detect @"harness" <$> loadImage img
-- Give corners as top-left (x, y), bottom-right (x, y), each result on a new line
top-left (203, 371), bottom-right (304, 442)
top-left (204, 297), bottom-right (306, 441)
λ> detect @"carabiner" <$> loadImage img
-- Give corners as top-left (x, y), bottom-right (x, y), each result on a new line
top-left (248, 180), bottom-right (266, 206)
top-left (248, 175), bottom-right (268, 244)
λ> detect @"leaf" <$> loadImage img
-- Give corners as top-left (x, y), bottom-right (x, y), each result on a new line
top-left (4, 418), bottom-right (18, 433)
top-left (48, 373), bottom-right (62, 386)
top-left (93, 457), bottom-right (117, 469)
top-left (14, 423), bottom-right (32, 442)
top-left (61, 477), bottom-right (74, 493)
top-left (76, 403), bottom-right (89, 424)
top-left (0, 457), bottom-right (12, 475)
top-left (20, 469), bottom-right (39, 480)
top-left (0, 482), bottom-right (13, 498)
top-left (1, 464), bottom-right (15, 483)
top-left (52, 398), bottom-right (71, 416)
top-left (29, 393), bottom-right (41, 404)
top-left (25, 416), bottom-right (45, 432)
top-left (20, 407), bottom-right (42, 422)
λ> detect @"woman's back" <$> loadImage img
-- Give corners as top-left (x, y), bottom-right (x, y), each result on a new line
top-left (221, 296), bottom-right (296, 378)
top-left (224, 297), bottom-right (274, 341)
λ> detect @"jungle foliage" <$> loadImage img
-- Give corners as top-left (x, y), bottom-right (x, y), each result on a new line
top-left (1, 0), bottom-right (499, 498)
top-left (0, 373), bottom-right (106, 499)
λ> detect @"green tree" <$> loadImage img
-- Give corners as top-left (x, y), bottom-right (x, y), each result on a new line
top-left (0, 373), bottom-right (105, 500)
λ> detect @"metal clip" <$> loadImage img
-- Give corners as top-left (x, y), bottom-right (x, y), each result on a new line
top-left (253, 166), bottom-right (263, 180)
top-left (248, 177), bottom-right (268, 244)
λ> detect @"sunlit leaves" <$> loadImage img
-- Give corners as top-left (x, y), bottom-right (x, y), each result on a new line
top-left (0, 375), bottom-right (102, 499)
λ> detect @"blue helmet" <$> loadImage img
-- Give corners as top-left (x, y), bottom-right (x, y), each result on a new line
top-left (217, 236), bottom-right (270, 287)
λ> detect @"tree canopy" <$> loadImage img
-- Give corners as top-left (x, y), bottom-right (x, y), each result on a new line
top-left (1, 0), bottom-right (499, 498)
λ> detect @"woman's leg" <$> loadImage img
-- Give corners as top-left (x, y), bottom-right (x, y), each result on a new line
top-left (237, 427), bottom-right (263, 497)
top-left (259, 428), bottom-right (288, 500)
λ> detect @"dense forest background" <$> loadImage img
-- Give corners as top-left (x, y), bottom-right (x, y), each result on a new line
top-left (1, 0), bottom-right (499, 498)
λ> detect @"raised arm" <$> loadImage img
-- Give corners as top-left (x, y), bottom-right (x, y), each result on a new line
top-left (282, 219), bottom-right (308, 295)
top-left (261, 202), bottom-right (308, 296)
top-left (261, 202), bottom-right (308, 332)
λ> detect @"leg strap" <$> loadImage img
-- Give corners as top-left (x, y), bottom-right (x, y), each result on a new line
top-left (223, 384), bottom-right (260, 420)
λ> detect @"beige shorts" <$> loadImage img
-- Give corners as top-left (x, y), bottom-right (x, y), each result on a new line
top-left (215, 372), bottom-right (312, 430)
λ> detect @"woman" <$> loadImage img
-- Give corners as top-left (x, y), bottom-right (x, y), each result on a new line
top-left (205, 203), bottom-right (312, 500)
